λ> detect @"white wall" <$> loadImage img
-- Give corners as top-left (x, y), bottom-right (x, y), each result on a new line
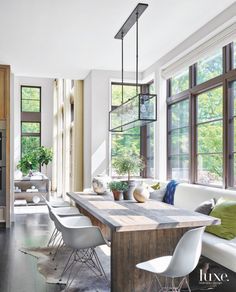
top-left (83, 70), bottom-right (139, 188)
top-left (14, 76), bottom-right (54, 179)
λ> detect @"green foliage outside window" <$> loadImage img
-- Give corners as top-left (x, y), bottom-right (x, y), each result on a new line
top-left (21, 136), bottom-right (40, 157)
top-left (112, 84), bottom-right (140, 106)
top-left (169, 99), bottom-right (189, 180)
top-left (21, 87), bottom-right (40, 112)
top-left (169, 48), bottom-right (225, 184)
top-left (197, 87), bottom-right (223, 185)
top-left (22, 122), bottom-right (40, 133)
top-left (197, 49), bottom-right (222, 84)
top-left (171, 69), bottom-right (189, 95)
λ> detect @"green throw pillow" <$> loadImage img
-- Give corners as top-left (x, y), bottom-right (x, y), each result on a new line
top-left (151, 182), bottom-right (160, 190)
top-left (206, 197), bottom-right (236, 240)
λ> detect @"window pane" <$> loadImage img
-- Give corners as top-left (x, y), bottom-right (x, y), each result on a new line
top-left (111, 84), bottom-right (140, 106)
top-left (234, 41), bottom-right (236, 69)
top-left (197, 87), bottom-right (223, 123)
top-left (170, 128), bottom-right (189, 155)
top-left (197, 49), bottom-right (223, 84)
top-left (169, 155), bottom-right (189, 181)
top-left (22, 99), bottom-right (40, 112)
top-left (111, 127), bottom-right (140, 176)
top-left (168, 98), bottom-right (189, 181)
top-left (21, 87), bottom-right (40, 112)
top-left (170, 99), bottom-right (189, 129)
top-left (21, 136), bottom-right (40, 157)
top-left (171, 68), bottom-right (189, 95)
top-left (22, 122), bottom-right (40, 133)
top-left (197, 154), bottom-right (222, 185)
top-left (197, 121), bottom-right (223, 153)
top-left (196, 87), bottom-right (223, 185)
top-left (146, 123), bottom-right (154, 177)
top-left (22, 87), bottom-right (40, 100)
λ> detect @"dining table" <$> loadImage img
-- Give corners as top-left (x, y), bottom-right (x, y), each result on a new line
top-left (67, 191), bottom-right (220, 292)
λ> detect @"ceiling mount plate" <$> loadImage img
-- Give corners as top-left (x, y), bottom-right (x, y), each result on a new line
top-left (114, 3), bottom-right (148, 39)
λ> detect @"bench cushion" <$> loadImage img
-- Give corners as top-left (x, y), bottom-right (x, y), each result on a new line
top-left (202, 232), bottom-right (236, 272)
top-left (174, 183), bottom-right (236, 211)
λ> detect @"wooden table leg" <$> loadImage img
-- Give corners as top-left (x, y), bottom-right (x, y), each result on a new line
top-left (111, 228), bottom-right (188, 292)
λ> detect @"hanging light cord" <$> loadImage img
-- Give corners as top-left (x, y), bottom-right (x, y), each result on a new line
top-left (136, 11), bottom-right (139, 95)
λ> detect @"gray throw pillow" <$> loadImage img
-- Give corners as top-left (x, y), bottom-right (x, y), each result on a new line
top-left (194, 198), bottom-right (216, 215)
top-left (150, 188), bottom-right (166, 201)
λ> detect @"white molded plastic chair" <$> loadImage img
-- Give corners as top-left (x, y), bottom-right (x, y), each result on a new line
top-left (42, 195), bottom-right (71, 208)
top-left (136, 227), bottom-right (205, 292)
top-left (49, 200), bottom-right (71, 208)
top-left (60, 224), bottom-right (110, 290)
top-left (45, 200), bottom-right (81, 249)
top-left (44, 199), bottom-right (80, 217)
top-left (49, 210), bottom-right (92, 262)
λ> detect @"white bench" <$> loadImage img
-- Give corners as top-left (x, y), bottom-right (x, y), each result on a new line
top-left (174, 183), bottom-right (236, 272)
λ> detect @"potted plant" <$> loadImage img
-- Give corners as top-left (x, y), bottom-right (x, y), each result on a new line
top-left (108, 181), bottom-right (128, 201)
top-left (17, 146), bottom-right (53, 177)
top-left (17, 152), bottom-right (39, 176)
top-left (112, 155), bottom-right (145, 200)
top-left (37, 146), bottom-right (53, 176)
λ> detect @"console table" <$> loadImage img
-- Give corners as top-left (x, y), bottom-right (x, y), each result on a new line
top-left (67, 192), bottom-right (220, 292)
top-left (14, 178), bottom-right (50, 203)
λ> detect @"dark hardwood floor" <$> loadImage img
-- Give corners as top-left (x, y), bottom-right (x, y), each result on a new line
top-left (0, 211), bottom-right (61, 292)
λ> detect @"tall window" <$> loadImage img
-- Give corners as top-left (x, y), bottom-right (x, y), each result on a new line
top-left (168, 99), bottom-right (189, 180)
top-left (167, 40), bottom-right (236, 188)
top-left (21, 86), bottom-right (41, 156)
top-left (111, 83), bottom-right (155, 177)
top-left (196, 87), bottom-right (223, 185)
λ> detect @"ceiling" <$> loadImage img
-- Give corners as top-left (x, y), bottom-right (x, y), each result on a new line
top-left (0, 0), bottom-right (235, 79)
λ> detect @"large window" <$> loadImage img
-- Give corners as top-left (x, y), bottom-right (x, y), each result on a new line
top-left (167, 40), bottom-right (236, 188)
top-left (196, 87), bottom-right (223, 185)
top-left (168, 99), bottom-right (189, 180)
top-left (111, 83), bottom-right (154, 177)
top-left (21, 86), bottom-right (41, 156)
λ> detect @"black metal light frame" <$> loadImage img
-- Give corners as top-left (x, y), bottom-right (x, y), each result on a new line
top-left (109, 3), bottom-right (157, 132)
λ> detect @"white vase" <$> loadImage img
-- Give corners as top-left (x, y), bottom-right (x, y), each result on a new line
top-left (92, 175), bottom-right (111, 195)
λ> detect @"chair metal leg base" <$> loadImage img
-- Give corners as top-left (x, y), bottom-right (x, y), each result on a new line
top-left (63, 248), bottom-right (109, 291)
top-left (152, 276), bottom-right (191, 292)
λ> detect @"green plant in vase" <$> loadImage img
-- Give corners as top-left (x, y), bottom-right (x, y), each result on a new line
top-left (17, 146), bottom-right (53, 177)
top-left (37, 146), bottom-right (53, 176)
top-left (112, 155), bottom-right (145, 200)
top-left (17, 152), bottom-right (39, 176)
top-left (108, 181), bottom-right (128, 201)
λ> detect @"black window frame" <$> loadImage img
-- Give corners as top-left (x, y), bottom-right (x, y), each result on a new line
top-left (167, 42), bottom-right (236, 188)
top-left (21, 85), bottom-right (41, 158)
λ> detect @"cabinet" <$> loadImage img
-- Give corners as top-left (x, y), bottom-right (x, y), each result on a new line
top-left (0, 65), bottom-right (10, 226)
top-left (0, 68), bottom-right (6, 120)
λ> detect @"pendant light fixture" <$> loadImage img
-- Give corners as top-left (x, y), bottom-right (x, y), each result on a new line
top-left (109, 3), bottom-right (157, 132)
